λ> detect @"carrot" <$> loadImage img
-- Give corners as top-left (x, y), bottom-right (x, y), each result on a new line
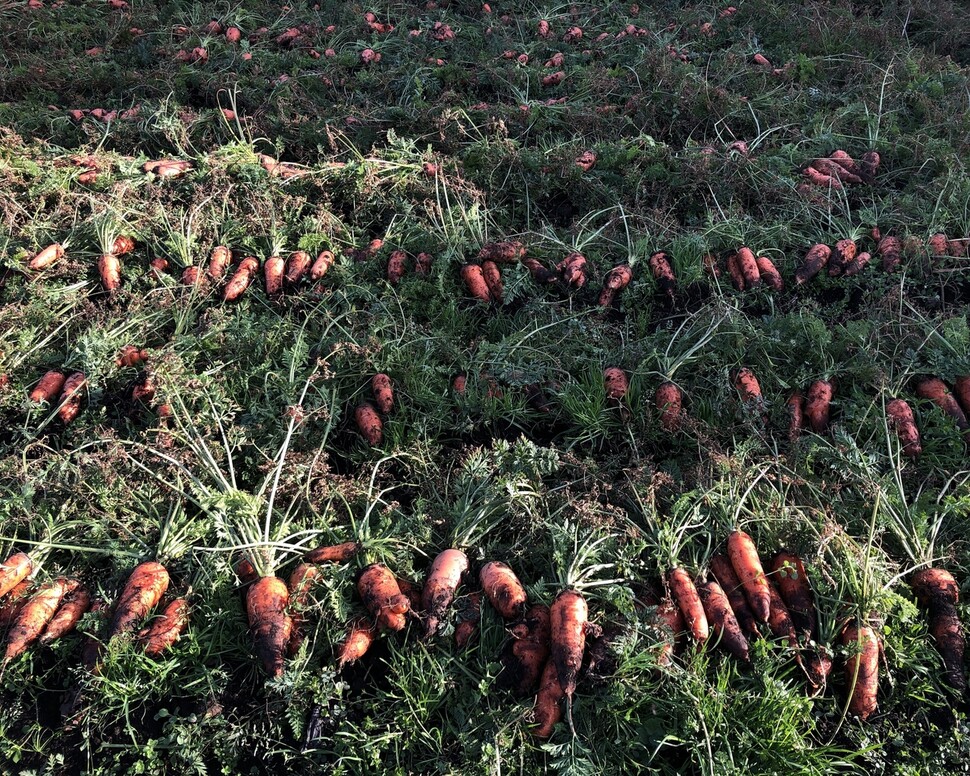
top-left (181, 266), bottom-right (205, 287)
top-left (842, 624), bottom-right (879, 719)
top-left (877, 236), bottom-right (902, 273)
top-left (246, 575), bottom-right (292, 677)
top-left (766, 583), bottom-right (798, 648)
top-left (927, 233), bottom-right (949, 257)
top-left (461, 264), bottom-right (491, 303)
top-left (648, 251), bottom-right (676, 296)
top-left (137, 597), bottom-right (189, 656)
top-left (0, 580), bottom-right (32, 631)
top-left (830, 150), bottom-right (864, 181)
top-left (366, 374), bottom-right (393, 415)
top-left (336, 616), bottom-right (377, 669)
top-left (557, 252), bottom-right (587, 288)
top-left (955, 376), bottom-right (970, 417)
top-left (598, 264), bottom-right (633, 306)
top-left (699, 580), bottom-right (750, 661)
top-left (652, 595), bottom-right (686, 666)
top-left (770, 552), bottom-right (816, 643)
top-left (396, 576), bottom-right (423, 610)
top-left (522, 256), bottom-right (555, 284)
top-left (304, 541), bottom-right (360, 565)
top-left (99, 253), bottom-right (121, 292)
top-left (80, 598), bottom-right (107, 672)
top-left (29, 243), bottom-right (65, 270)
top-left (819, 155), bottom-right (864, 185)
top-left (859, 151), bottom-right (880, 182)
top-left (803, 166), bottom-right (841, 188)
top-left (355, 402), bottom-right (383, 446)
top-left (0, 553), bottom-right (33, 599)
top-left (727, 530), bottom-right (771, 623)
top-left (149, 257), bottom-right (170, 278)
top-left (264, 255), bottom-right (285, 297)
top-left (828, 239), bottom-right (857, 277)
top-left (735, 248), bottom-right (760, 288)
top-left (501, 604), bottom-right (551, 696)
top-left (206, 246), bottom-right (231, 280)
top-left (755, 256), bottom-right (783, 291)
top-left (480, 561), bottom-right (528, 619)
top-left (707, 556), bottom-right (759, 640)
top-left (287, 562), bottom-right (321, 656)
top-left (550, 589), bottom-right (598, 706)
top-left (795, 244), bottom-right (831, 285)
top-left (5, 577), bottom-right (73, 663)
top-left (844, 251), bottom-right (871, 276)
top-left (310, 250), bottom-right (335, 281)
top-left (734, 368), bottom-right (763, 413)
top-left (57, 371), bottom-right (86, 424)
top-left (477, 241), bottom-right (525, 263)
top-left (948, 239), bottom-right (968, 258)
top-left (284, 251), bottom-right (311, 285)
top-left (481, 260), bottom-right (503, 303)
top-left (112, 235), bottom-right (136, 255)
top-left (39, 584), bottom-right (90, 644)
top-left (654, 381), bottom-right (683, 432)
top-left (804, 379), bottom-right (833, 433)
top-left (415, 252), bottom-right (433, 275)
top-left (531, 658), bottom-right (565, 738)
top-left (116, 346), bottom-right (149, 368)
top-left (788, 391), bottom-right (805, 442)
top-left (804, 647), bottom-right (834, 696)
top-left (454, 591), bottom-right (481, 649)
top-left (887, 398), bottom-right (921, 457)
top-left (386, 250), bottom-right (407, 285)
top-left (358, 564), bottom-right (409, 631)
top-left (667, 567), bottom-right (708, 642)
top-left (603, 367), bottom-right (629, 401)
top-left (916, 378), bottom-right (968, 431)
top-left (452, 374), bottom-right (467, 394)
top-left (29, 371), bottom-right (66, 404)
top-left (108, 561), bottom-right (170, 638)
top-left (236, 557), bottom-right (259, 585)
top-left (422, 549), bottom-right (469, 638)
top-left (222, 257), bottom-right (259, 302)
top-left (726, 253), bottom-right (746, 291)
top-left (911, 568), bottom-right (965, 692)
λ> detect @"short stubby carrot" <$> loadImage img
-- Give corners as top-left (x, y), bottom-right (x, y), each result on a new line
top-left (756, 256), bottom-right (783, 291)
top-left (264, 255), bottom-right (285, 297)
top-left (246, 575), bottom-right (292, 677)
top-left (58, 372), bottom-right (87, 425)
top-left (208, 246), bottom-right (232, 280)
top-left (99, 253), bottom-right (122, 292)
top-left (735, 247), bottom-right (760, 288)
top-left (337, 616), bottom-right (377, 669)
top-left (355, 402), bottom-right (383, 446)
top-left (310, 250), bottom-right (335, 281)
top-left (461, 263), bottom-right (491, 303)
top-left (805, 379), bottom-right (834, 433)
top-left (222, 257), bottom-right (259, 302)
top-left (29, 243), bottom-right (65, 271)
top-left (372, 373), bottom-right (394, 414)
top-left (531, 658), bottom-right (565, 738)
top-left (387, 250), bottom-right (407, 285)
top-left (477, 241), bottom-right (525, 263)
top-left (481, 260), bottom-right (504, 303)
top-left (727, 530), bottom-right (771, 623)
top-left (726, 253), bottom-right (745, 291)
top-left (304, 541), bottom-right (360, 564)
top-left (500, 604), bottom-right (551, 696)
top-left (557, 252), bottom-right (586, 288)
top-left (734, 368), bottom-right (763, 412)
top-left (655, 381), bottom-right (683, 432)
top-left (358, 564), bottom-right (409, 631)
top-left (598, 264), bottom-right (633, 306)
top-left (112, 235), bottom-right (136, 255)
top-left (480, 561), bottom-right (528, 620)
top-left (887, 398), bottom-right (921, 457)
top-left (422, 549), bottom-right (469, 638)
top-left (877, 236), bottom-right (902, 273)
top-left (649, 251), bottom-right (676, 296)
top-left (284, 251), bottom-right (312, 285)
top-left (108, 561), bottom-right (170, 638)
top-left (911, 568), bottom-right (966, 692)
top-left (828, 239), bottom-right (857, 277)
top-left (795, 244), bottom-right (830, 285)
top-left (29, 371), bottom-right (66, 404)
top-left (604, 367), bottom-right (629, 401)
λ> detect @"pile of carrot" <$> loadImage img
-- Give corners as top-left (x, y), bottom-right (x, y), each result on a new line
top-left (802, 150), bottom-right (879, 189)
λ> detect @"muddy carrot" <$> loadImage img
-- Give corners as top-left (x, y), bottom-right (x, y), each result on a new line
top-left (283, 251), bottom-right (311, 284)
top-left (355, 402), bottom-right (383, 446)
top-left (604, 367), bottom-right (629, 401)
top-left (264, 255), bottom-right (285, 297)
top-left (887, 399), bottom-right (921, 457)
top-left (557, 252), bottom-right (587, 288)
top-left (500, 604), bottom-right (551, 696)
top-left (770, 552), bottom-right (816, 643)
top-left (29, 371), bottom-right (66, 404)
top-left (656, 381), bottom-right (683, 432)
top-left (357, 564), bottom-right (409, 631)
top-left (828, 239), bottom-right (857, 277)
top-left (804, 380), bottom-right (833, 433)
top-left (531, 658), bottom-right (565, 738)
top-left (735, 248), bottom-right (760, 288)
top-left (304, 541), bottom-right (360, 564)
top-left (0, 553), bottom-right (33, 599)
top-left (477, 241), bottom-right (525, 263)
top-left (58, 372), bottom-right (86, 425)
top-left (842, 624), bottom-right (879, 719)
top-left (708, 555), bottom-right (759, 640)
top-left (844, 251), bottom-right (871, 276)
top-left (480, 561), bottom-right (528, 620)
top-left (788, 391), bottom-right (805, 442)
top-left (461, 264), bottom-right (491, 303)
top-left (699, 581), bottom-right (750, 661)
top-left (371, 374), bottom-right (394, 414)
top-left (726, 253), bottom-right (745, 291)
top-left (482, 260), bottom-right (504, 303)
top-left (247, 575), bottom-right (292, 677)
top-left (422, 549), bottom-right (468, 638)
top-left (29, 243), bottom-right (65, 270)
top-left (99, 253), bottom-right (121, 292)
top-left (734, 368), bottom-right (763, 413)
top-left (916, 378), bottom-right (968, 431)
top-left (550, 589), bottom-right (597, 704)
top-left (911, 568), bottom-right (965, 692)
top-left (756, 256), bottom-right (783, 291)
top-left (0, 580), bottom-right (32, 631)
top-left (5, 578), bottom-right (74, 663)
top-left (454, 591), bottom-right (481, 649)
top-left (116, 346), bottom-right (149, 368)
top-left (877, 236), bottom-right (902, 273)
top-left (766, 584), bottom-right (798, 648)
top-left (138, 598), bottom-right (189, 656)
top-left (208, 246), bottom-right (231, 280)
top-left (598, 264), bottom-right (633, 306)
top-left (387, 250), bottom-right (407, 285)
top-left (649, 251), bottom-right (676, 296)
top-left (223, 257), bottom-right (259, 301)
top-left (795, 244), bottom-right (831, 285)
top-left (108, 561), bottom-right (170, 638)
top-left (287, 563), bottom-right (322, 656)
top-left (39, 585), bottom-right (91, 644)
top-left (955, 376), bottom-right (970, 417)
top-left (310, 250), bottom-right (335, 281)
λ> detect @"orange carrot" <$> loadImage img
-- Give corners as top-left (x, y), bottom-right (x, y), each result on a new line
top-left (501, 604), bottom-right (551, 696)
top-left (844, 251), bottom-right (871, 276)
top-left (422, 549), bottom-right (468, 638)
top-left (264, 255), bottom-right (285, 297)
top-left (477, 241), bottom-right (525, 263)
top-left (948, 239), bottom-right (968, 258)
top-left (310, 250), bottom-right (335, 281)
top-left (181, 266), bottom-right (205, 287)
top-left (735, 248), bottom-right (760, 288)
top-left (652, 594), bottom-right (685, 666)
top-left (247, 575), bottom-right (292, 677)
top-left (765, 583), bottom-right (798, 648)
top-left (57, 372), bottom-right (86, 425)
top-left (207, 246), bottom-right (232, 280)
top-left (287, 562), bottom-right (322, 657)
top-left (369, 373), bottom-right (394, 414)
top-left (387, 250), bottom-right (407, 285)
top-left (830, 150), bottom-right (864, 181)
top-left (108, 561), bottom-right (170, 638)
top-left (727, 530), bottom-right (770, 623)
top-left (598, 264), bottom-right (633, 306)
top-left (755, 256), bottom-right (783, 291)
top-left (828, 239), bottom-right (857, 277)
top-left (877, 236), bottom-right (902, 273)
top-left (521, 256), bottom-right (554, 284)
top-left (29, 243), bottom-right (65, 270)
top-left (284, 251), bottom-right (311, 284)
top-left (355, 402), bottom-right (383, 446)
top-left (222, 257), bottom-right (259, 301)
top-left (480, 561), bottom-right (528, 620)
top-left (842, 624), bottom-right (879, 719)
top-left (726, 253), bottom-right (745, 291)
top-left (461, 264), bottom-right (491, 303)
top-left (0, 580), bottom-right (32, 631)
top-left (99, 253), bottom-right (121, 292)
top-left (138, 597), bottom-right (189, 656)
top-left (396, 576), bottom-right (424, 610)
top-left (39, 584), bottom-right (90, 644)
top-left (5, 577), bottom-right (73, 663)
top-left (112, 235), bottom-right (136, 255)
top-left (236, 557), bottom-right (259, 585)
top-left (803, 166), bottom-right (841, 188)
top-left (557, 252), bottom-right (587, 288)
top-left (337, 616), bottom-right (377, 668)
top-left (804, 379), bottom-right (834, 433)
top-left (804, 646), bottom-right (834, 697)
top-left (116, 346), bottom-right (149, 368)
top-left (0, 553), bottom-right (33, 599)
top-left (887, 398), bottom-right (921, 457)
top-left (667, 567), bottom-right (708, 642)
top-left (604, 367), bottom-right (628, 400)
top-left (531, 658), bottom-right (565, 738)
top-left (550, 589), bottom-right (597, 703)
top-left (699, 580), bottom-right (750, 661)
top-left (734, 368), bottom-right (763, 412)
top-left (358, 564), bottom-right (409, 631)
top-left (927, 233), bottom-right (949, 257)
top-left (911, 568), bottom-right (965, 692)
top-left (818, 155), bottom-right (863, 185)
top-left (656, 381), bottom-right (683, 432)
top-left (452, 374), bottom-right (467, 394)
top-left (916, 378), bottom-right (968, 432)
top-left (481, 260), bottom-right (503, 303)
top-left (304, 541), bottom-right (360, 565)
top-left (708, 555), bottom-right (759, 640)
top-left (29, 371), bottom-right (66, 404)
top-left (649, 251), bottom-right (676, 296)
top-left (955, 376), bottom-right (970, 417)
top-left (454, 591), bottom-right (481, 649)
top-left (795, 244), bottom-right (830, 285)
top-left (788, 390), bottom-right (805, 442)
top-left (770, 552), bottom-right (816, 643)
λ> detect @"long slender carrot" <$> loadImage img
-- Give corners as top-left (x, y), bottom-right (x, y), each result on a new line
top-left (5, 578), bottom-right (74, 663)
top-left (99, 253), bottom-right (121, 292)
top-left (108, 561), bottom-right (170, 638)
top-left (0, 553), bottom-right (34, 598)
top-left (916, 378), bottom-right (968, 431)
top-left (304, 541), bottom-right (360, 564)
top-left (481, 260), bottom-right (504, 303)
top-left (336, 616), bottom-right (377, 669)
top-left (422, 549), bottom-right (468, 638)
top-left (788, 391), bottom-right (805, 442)
top-left (58, 372), bottom-right (86, 425)
top-left (0, 580), bottom-right (32, 631)
top-left (480, 561), bottom-right (528, 620)
top-left (887, 399), bottom-right (921, 457)
top-left (755, 256), bottom-right (783, 291)
top-left (39, 584), bottom-right (91, 644)
top-left (531, 658), bottom-right (565, 738)
top-left (478, 241), bottom-right (525, 263)
top-left (656, 381), bottom-right (683, 432)
top-left (357, 564), bottom-right (409, 631)
top-left (138, 598), bottom-right (190, 656)
top-left (842, 624), bottom-right (879, 719)
top-left (29, 243), bottom-right (65, 270)
top-left (727, 530), bottom-right (771, 623)
top-left (911, 568), bottom-right (965, 692)
top-left (726, 253), bottom-right (745, 291)
top-left (699, 581), bottom-right (750, 661)
top-left (247, 575), bottom-right (292, 677)
top-left (667, 567), bottom-right (708, 642)
top-left (708, 555), bottom-right (759, 640)
top-left (804, 379), bottom-right (833, 433)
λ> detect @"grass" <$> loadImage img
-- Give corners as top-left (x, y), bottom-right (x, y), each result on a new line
top-left (2, 0), bottom-right (970, 773)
